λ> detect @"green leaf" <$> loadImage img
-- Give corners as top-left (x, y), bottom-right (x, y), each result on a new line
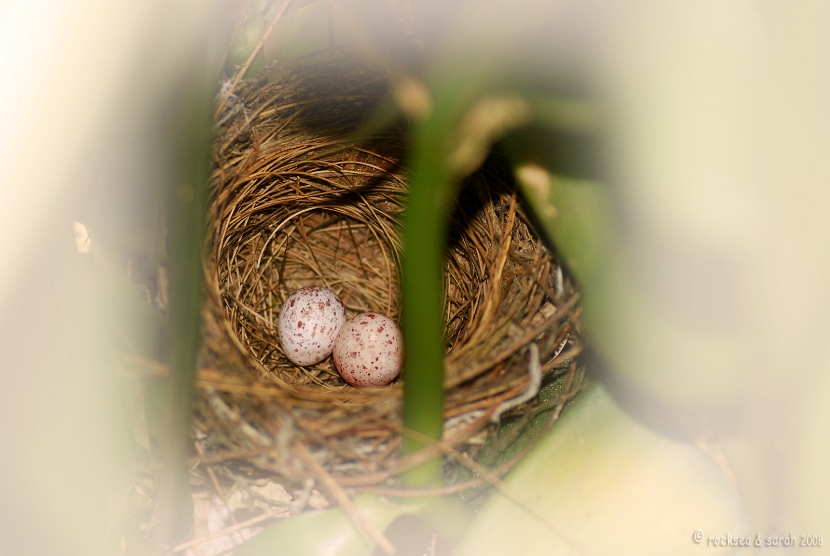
top-left (454, 384), bottom-right (747, 556)
top-left (232, 495), bottom-right (472, 556)
top-left (232, 495), bottom-right (398, 556)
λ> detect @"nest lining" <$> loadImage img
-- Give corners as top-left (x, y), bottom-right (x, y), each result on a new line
top-left (198, 58), bottom-right (584, 488)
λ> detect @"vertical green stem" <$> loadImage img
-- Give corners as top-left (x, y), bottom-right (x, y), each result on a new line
top-left (152, 73), bottom-right (213, 547)
top-left (401, 116), bottom-right (458, 487)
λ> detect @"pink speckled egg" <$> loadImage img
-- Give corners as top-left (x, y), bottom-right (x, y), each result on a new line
top-left (278, 286), bottom-right (346, 366)
top-left (333, 313), bottom-right (403, 387)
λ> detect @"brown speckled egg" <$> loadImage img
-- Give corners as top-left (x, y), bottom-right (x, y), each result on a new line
top-left (333, 313), bottom-right (403, 387)
top-left (278, 286), bottom-right (346, 366)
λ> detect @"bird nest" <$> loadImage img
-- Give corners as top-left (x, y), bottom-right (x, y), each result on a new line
top-left (197, 59), bottom-right (585, 494)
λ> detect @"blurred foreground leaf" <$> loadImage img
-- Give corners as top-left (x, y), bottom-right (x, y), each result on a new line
top-left (454, 384), bottom-right (747, 556)
top-left (232, 494), bottom-right (472, 556)
top-left (513, 165), bottom-right (610, 290)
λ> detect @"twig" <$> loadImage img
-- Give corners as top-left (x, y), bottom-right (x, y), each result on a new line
top-left (193, 441), bottom-right (248, 547)
top-left (168, 508), bottom-right (284, 555)
top-left (221, 0), bottom-right (297, 109)
top-left (293, 441), bottom-right (396, 555)
top-left (215, 0), bottom-right (253, 81)
top-left (491, 342), bottom-right (542, 423)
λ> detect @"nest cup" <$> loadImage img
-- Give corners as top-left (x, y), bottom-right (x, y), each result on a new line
top-left (201, 59), bottom-right (584, 489)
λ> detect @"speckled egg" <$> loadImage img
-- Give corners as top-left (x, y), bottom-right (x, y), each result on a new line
top-left (278, 286), bottom-right (346, 366)
top-left (333, 313), bottom-right (404, 387)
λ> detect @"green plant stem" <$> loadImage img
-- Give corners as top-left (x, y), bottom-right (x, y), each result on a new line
top-left (400, 112), bottom-right (458, 487)
top-left (152, 74), bottom-right (213, 547)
